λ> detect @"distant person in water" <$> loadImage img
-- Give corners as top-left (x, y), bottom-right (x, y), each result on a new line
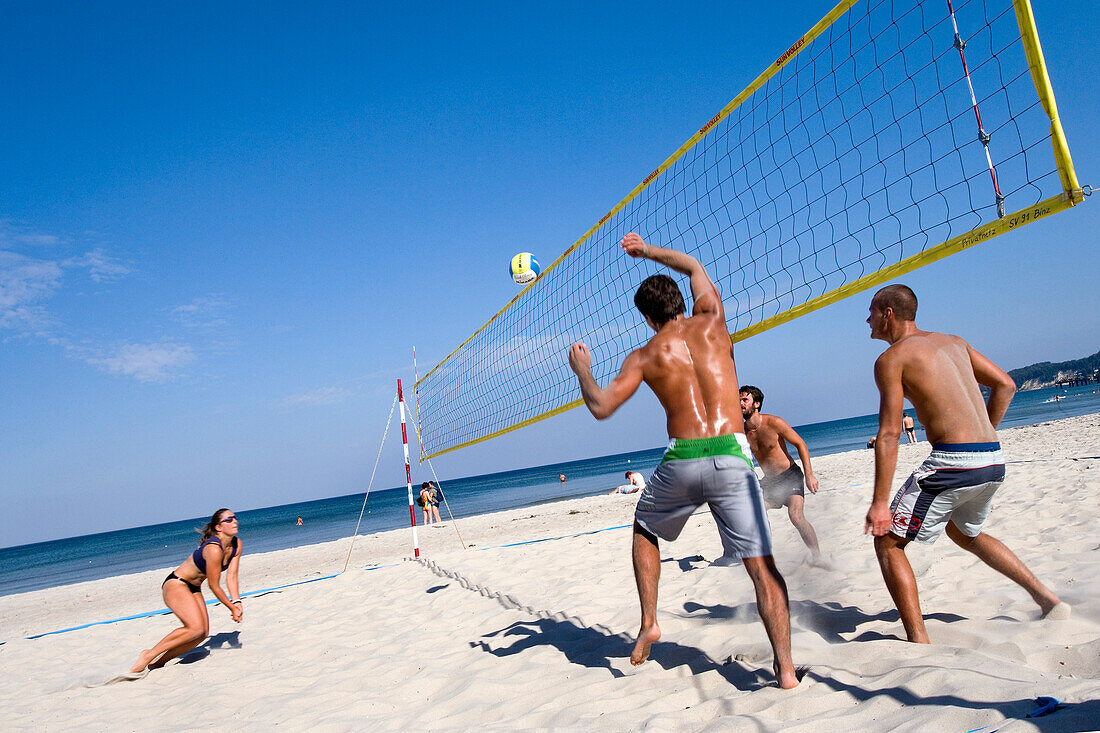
top-left (739, 385), bottom-right (825, 565)
top-left (867, 436), bottom-right (877, 449)
top-left (132, 509), bottom-right (243, 672)
top-left (559, 474), bottom-right (566, 483)
top-left (903, 413), bottom-right (917, 443)
top-left (567, 232), bottom-right (797, 689)
top-left (296, 516), bottom-right (303, 526)
top-left (865, 284), bottom-right (1067, 643)
top-left (608, 471), bottom-right (647, 495)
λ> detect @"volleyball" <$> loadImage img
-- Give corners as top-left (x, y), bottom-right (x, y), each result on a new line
top-left (510, 252), bottom-right (541, 284)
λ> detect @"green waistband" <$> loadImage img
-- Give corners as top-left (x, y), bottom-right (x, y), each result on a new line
top-left (661, 434), bottom-right (753, 468)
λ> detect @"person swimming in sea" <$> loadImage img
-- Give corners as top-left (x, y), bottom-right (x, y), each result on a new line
top-left (131, 508), bottom-right (244, 672)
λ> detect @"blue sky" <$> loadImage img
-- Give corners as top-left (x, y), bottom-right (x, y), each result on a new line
top-left (2, 1), bottom-right (1097, 547)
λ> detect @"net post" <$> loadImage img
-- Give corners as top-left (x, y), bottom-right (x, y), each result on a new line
top-left (1013, 0), bottom-right (1082, 201)
top-left (398, 379), bottom-right (420, 558)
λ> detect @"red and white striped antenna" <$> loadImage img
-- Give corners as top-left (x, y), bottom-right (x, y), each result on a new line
top-left (946, 0), bottom-right (1005, 218)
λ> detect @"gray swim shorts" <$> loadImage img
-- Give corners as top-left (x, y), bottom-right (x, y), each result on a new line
top-left (634, 434), bottom-right (772, 560)
top-left (889, 442), bottom-right (1005, 544)
top-left (760, 463), bottom-right (805, 506)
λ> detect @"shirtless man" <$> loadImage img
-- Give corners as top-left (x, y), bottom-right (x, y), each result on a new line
top-left (568, 233), bottom-right (797, 689)
top-left (902, 413), bottom-right (917, 443)
top-left (608, 471), bottom-right (646, 495)
top-left (739, 386), bottom-right (823, 564)
top-left (865, 284), bottom-right (1067, 643)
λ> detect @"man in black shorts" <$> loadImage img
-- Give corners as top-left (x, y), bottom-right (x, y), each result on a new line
top-left (740, 386), bottom-right (824, 565)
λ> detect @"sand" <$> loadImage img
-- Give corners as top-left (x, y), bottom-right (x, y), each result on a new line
top-left (1, 414), bottom-right (1098, 731)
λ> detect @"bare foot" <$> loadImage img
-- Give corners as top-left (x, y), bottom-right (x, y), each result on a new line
top-left (1041, 601), bottom-right (1071, 620)
top-left (775, 663), bottom-right (801, 689)
top-left (130, 649), bottom-right (156, 674)
top-left (630, 622), bottom-right (661, 666)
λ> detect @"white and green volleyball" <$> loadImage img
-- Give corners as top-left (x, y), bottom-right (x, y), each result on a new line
top-left (510, 252), bottom-right (541, 284)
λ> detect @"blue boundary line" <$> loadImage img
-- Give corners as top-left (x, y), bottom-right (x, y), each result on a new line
top-left (10, 564), bottom-right (394, 643)
top-left (484, 523), bottom-right (631, 550)
top-left (10, 522), bottom-right (637, 643)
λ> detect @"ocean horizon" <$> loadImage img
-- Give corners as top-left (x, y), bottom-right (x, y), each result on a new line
top-left (3, 383), bottom-right (1098, 597)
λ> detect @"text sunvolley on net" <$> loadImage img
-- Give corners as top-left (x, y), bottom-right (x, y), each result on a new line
top-left (415, 0), bottom-right (1084, 460)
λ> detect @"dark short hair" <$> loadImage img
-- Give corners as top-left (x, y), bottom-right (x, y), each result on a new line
top-left (740, 385), bottom-right (764, 407)
top-left (634, 274), bottom-right (685, 326)
top-left (873, 284), bottom-right (917, 321)
top-left (421, 482), bottom-right (430, 489)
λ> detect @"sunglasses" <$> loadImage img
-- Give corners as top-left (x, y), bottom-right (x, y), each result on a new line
top-left (219, 515), bottom-right (238, 524)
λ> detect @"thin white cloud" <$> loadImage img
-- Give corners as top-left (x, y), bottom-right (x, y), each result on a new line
top-left (88, 342), bottom-right (196, 383)
top-left (64, 248), bottom-right (131, 283)
top-left (171, 295), bottom-right (232, 328)
top-left (0, 220), bottom-right (69, 248)
top-left (0, 251), bottom-right (64, 330)
top-left (275, 386), bottom-right (354, 411)
top-left (1, 224), bottom-right (206, 383)
top-left (15, 233), bottom-right (64, 246)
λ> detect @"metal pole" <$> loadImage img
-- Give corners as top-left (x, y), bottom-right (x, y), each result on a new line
top-left (398, 379), bottom-right (420, 558)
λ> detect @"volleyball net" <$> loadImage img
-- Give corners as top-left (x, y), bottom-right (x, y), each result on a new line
top-left (416, 0), bottom-right (1085, 460)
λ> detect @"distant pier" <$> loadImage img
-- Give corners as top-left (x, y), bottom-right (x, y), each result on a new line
top-left (1054, 371), bottom-right (1099, 388)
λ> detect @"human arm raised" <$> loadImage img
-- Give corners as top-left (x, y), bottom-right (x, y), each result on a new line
top-left (775, 418), bottom-right (818, 493)
top-left (620, 233), bottom-right (721, 318)
top-left (568, 343), bottom-right (644, 420)
top-left (968, 343), bottom-right (1015, 428)
top-left (866, 353), bottom-right (904, 536)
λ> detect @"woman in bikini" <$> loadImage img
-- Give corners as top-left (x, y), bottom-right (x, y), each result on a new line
top-left (131, 508), bottom-right (244, 672)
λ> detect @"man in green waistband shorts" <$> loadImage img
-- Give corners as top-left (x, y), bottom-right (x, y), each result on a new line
top-left (568, 232), bottom-right (797, 689)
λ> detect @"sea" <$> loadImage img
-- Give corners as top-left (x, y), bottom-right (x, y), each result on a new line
top-left (2, 384), bottom-right (1098, 597)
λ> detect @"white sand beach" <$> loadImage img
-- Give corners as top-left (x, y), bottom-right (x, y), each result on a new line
top-left (1, 414), bottom-right (1098, 730)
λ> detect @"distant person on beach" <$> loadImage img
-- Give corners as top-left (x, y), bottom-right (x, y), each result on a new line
top-left (418, 483), bottom-right (438, 525)
top-left (865, 284), bottom-right (1067, 643)
top-left (866, 436), bottom-right (877, 449)
top-left (425, 481), bottom-right (443, 524)
top-left (739, 385), bottom-right (824, 565)
top-left (903, 412), bottom-right (917, 443)
top-left (608, 470), bottom-right (647, 495)
top-left (131, 508), bottom-right (243, 672)
top-left (568, 232), bottom-right (797, 689)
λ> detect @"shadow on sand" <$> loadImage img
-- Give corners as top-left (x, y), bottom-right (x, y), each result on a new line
top-left (178, 630), bottom-right (242, 665)
top-left (681, 599), bottom-right (965, 644)
top-left (472, 616), bottom-right (773, 689)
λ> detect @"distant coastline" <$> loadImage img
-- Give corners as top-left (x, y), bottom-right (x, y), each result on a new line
top-left (1009, 349), bottom-right (1099, 390)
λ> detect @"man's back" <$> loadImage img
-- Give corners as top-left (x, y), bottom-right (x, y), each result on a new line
top-left (879, 330), bottom-right (998, 445)
top-left (638, 313), bottom-right (744, 440)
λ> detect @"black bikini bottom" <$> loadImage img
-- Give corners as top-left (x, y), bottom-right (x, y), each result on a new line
top-left (163, 572), bottom-right (202, 594)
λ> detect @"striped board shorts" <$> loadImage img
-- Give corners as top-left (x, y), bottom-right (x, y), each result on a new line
top-left (634, 434), bottom-right (772, 560)
top-left (889, 442), bottom-right (1006, 544)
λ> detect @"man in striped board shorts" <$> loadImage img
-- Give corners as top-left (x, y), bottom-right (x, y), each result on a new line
top-left (568, 233), bottom-right (797, 690)
top-left (864, 284), bottom-right (1068, 644)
